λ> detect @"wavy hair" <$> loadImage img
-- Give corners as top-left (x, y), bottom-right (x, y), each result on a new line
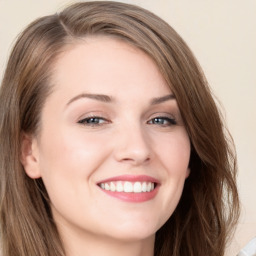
top-left (0, 1), bottom-right (239, 256)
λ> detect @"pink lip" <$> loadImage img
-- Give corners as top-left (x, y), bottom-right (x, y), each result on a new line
top-left (97, 175), bottom-right (160, 203)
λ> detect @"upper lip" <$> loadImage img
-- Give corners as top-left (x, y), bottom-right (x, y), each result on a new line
top-left (97, 175), bottom-right (160, 184)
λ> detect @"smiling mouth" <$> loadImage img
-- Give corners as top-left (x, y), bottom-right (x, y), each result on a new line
top-left (98, 181), bottom-right (156, 193)
top-left (97, 175), bottom-right (160, 202)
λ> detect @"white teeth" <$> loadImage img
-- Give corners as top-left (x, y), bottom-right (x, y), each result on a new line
top-left (116, 181), bottom-right (123, 192)
top-left (105, 183), bottom-right (110, 191)
top-left (133, 182), bottom-right (142, 193)
top-left (124, 182), bottom-right (133, 192)
top-left (142, 182), bottom-right (147, 192)
top-left (110, 182), bottom-right (116, 192)
top-left (99, 181), bottom-right (155, 193)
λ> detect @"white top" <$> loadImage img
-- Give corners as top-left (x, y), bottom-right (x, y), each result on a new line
top-left (237, 238), bottom-right (256, 256)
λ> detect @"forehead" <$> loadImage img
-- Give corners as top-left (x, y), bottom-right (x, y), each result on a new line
top-left (50, 36), bottom-right (171, 98)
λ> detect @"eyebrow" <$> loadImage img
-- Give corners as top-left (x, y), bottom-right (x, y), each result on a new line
top-left (150, 94), bottom-right (175, 105)
top-left (66, 93), bottom-right (113, 106)
top-left (66, 93), bottom-right (175, 106)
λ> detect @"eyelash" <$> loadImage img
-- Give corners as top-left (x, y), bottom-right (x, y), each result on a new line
top-left (77, 115), bottom-right (177, 127)
top-left (78, 116), bottom-right (109, 126)
top-left (147, 116), bottom-right (177, 126)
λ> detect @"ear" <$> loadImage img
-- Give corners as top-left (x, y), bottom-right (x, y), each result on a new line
top-left (20, 133), bottom-right (41, 179)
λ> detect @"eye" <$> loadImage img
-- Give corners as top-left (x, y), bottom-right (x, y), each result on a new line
top-left (78, 116), bottom-right (109, 126)
top-left (147, 116), bottom-right (177, 126)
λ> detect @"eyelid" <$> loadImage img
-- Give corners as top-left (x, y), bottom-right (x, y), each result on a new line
top-left (149, 111), bottom-right (176, 120)
top-left (77, 110), bottom-right (107, 120)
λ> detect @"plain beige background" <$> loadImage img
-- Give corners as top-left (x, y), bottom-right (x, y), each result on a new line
top-left (0, 0), bottom-right (255, 255)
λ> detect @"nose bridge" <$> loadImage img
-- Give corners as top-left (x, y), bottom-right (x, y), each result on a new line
top-left (114, 121), bottom-right (151, 164)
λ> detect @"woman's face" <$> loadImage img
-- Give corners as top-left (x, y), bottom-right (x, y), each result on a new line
top-left (24, 37), bottom-right (190, 243)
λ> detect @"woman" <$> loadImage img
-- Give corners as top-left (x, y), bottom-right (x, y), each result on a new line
top-left (0, 1), bottom-right (239, 256)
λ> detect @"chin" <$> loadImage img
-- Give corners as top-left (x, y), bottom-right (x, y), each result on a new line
top-left (102, 221), bottom-right (159, 242)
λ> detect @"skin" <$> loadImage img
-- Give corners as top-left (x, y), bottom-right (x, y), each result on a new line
top-left (22, 37), bottom-right (191, 256)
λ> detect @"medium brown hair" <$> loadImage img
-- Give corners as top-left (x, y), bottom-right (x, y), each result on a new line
top-left (0, 1), bottom-right (239, 256)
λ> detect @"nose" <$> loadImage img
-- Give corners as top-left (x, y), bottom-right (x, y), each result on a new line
top-left (113, 124), bottom-right (152, 166)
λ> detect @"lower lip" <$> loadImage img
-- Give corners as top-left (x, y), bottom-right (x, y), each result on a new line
top-left (99, 186), bottom-right (159, 203)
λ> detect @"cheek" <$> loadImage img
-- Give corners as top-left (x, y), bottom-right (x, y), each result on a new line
top-left (155, 131), bottom-right (190, 175)
top-left (154, 131), bottom-right (190, 213)
top-left (38, 129), bottom-right (110, 188)
top-left (37, 130), bottom-right (112, 218)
